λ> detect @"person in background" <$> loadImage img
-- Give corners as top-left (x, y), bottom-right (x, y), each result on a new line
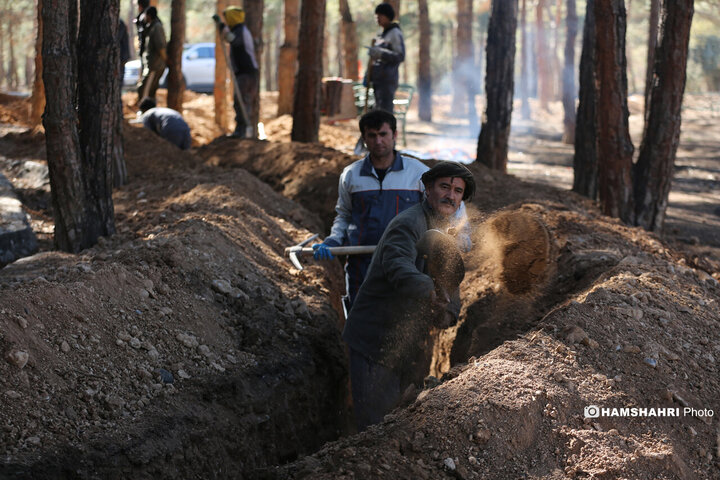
top-left (138, 98), bottom-right (191, 150)
top-left (118, 18), bottom-right (130, 85)
top-left (215, 6), bottom-right (259, 138)
top-left (367, 3), bottom-right (405, 113)
top-left (137, 6), bottom-right (167, 103)
top-left (133, 0), bottom-right (150, 99)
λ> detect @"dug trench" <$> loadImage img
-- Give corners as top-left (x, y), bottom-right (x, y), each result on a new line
top-left (0, 126), bottom-right (718, 479)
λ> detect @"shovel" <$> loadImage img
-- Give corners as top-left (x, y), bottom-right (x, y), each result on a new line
top-left (285, 235), bottom-right (376, 271)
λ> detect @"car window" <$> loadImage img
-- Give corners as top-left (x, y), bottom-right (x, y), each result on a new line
top-left (199, 47), bottom-right (214, 59)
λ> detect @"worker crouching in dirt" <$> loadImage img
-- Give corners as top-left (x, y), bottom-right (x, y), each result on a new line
top-left (138, 98), bottom-right (192, 150)
top-left (343, 161), bottom-right (475, 431)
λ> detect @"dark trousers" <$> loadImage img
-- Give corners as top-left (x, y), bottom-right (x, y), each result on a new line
top-left (344, 254), bottom-right (372, 310)
top-left (137, 68), bottom-right (163, 102)
top-left (349, 348), bottom-right (401, 431)
top-left (373, 81), bottom-right (397, 113)
top-left (233, 71), bottom-right (258, 136)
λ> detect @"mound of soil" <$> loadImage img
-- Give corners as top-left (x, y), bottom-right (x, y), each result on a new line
top-left (274, 197), bottom-right (720, 480)
top-left (197, 136), bottom-right (356, 229)
top-left (1, 124), bottom-right (351, 478)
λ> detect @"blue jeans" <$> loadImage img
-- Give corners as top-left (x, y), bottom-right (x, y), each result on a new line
top-left (349, 348), bottom-right (401, 431)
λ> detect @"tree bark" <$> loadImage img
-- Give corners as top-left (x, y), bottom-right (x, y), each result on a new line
top-left (291, 0), bottom-right (325, 143)
top-left (77, 0), bottom-right (120, 242)
top-left (0, 4), bottom-right (5, 88)
top-left (387, 0), bottom-right (400, 18)
top-left (417, 0), bottom-right (432, 121)
top-left (7, 7), bottom-right (19, 89)
top-left (644, 0), bottom-right (660, 124)
top-left (452, 0), bottom-right (474, 115)
top-left (42, 0), bottom-right (88, 252)
top-left (244, 0), bottom-right (263, 135)
top-left (166, 0), bottom-right (186, 112)
top-left (476, 0), bottom-right (518, 172)
top-left (572, 0), bottom-right (597, 198)
top-left (277, 0), bottom-right (299, 115)
top-left (214, 0), bottom-right (229, 131)
top-left (594, 0), bottom-right (634, 222)
top-left (552, 0), bottom-right (563, 100)
top-left (31, 0), bottom-right (45, 126)
top-left (535, 0), bottom-right (551, 111)
top-left (519, 0), bottom-right (530, 119)
top-left (264, 31), bottom-right (273, 90)
top-left (633, 0), bottom-right (693, 232)
top-left (338, 0), bottom-right (358, 81)
top-left (561, 0), bottom-right (577, 143)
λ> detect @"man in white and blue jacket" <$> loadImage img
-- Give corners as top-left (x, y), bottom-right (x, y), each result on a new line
top-left (313, 110), bottom-right (470, 312)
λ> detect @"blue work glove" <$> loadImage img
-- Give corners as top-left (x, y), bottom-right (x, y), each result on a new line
top-left (368, 46), bottom-right (383, 60)
top-left (312, 243), bottom-right (334, 260)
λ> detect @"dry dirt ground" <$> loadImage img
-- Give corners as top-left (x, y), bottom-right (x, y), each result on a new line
top-left (0, 90), bottom-right (718, 479)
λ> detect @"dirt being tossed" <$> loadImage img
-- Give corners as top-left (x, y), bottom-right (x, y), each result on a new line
top-left (476, 209), bottom-right (553, 295)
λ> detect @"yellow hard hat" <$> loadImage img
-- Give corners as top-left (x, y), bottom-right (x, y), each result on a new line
top-left (223, 6), bottom-right (245, 27)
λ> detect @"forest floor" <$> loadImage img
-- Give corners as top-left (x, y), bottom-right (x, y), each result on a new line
top-left (0, 89), bottom-right (718, 479)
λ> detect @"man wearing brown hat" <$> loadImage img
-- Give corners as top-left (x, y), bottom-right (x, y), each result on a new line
top-left (343, 161), bottom-right (476, 431)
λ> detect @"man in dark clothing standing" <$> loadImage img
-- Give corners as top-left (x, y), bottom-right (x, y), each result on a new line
top-left (367, 3), bottom-right (405, 113)
top-left (138, 98), bottom-right (191, 150)
top-left (343, 161), bottom-right (475, 431)
top-left (133, 0), bottom-right (150, 96)
top-left (215, 6), bottom-right (259, 138)
top-left (137, 6), bottom-right (167, 103)
top-left (118, 18), bottom-right (130, 84)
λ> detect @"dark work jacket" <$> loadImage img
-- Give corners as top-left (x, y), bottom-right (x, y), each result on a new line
top-left (229, 24), bottom-right (257, 75)
top-left (369, 23), bottom-right (405, 88)
top-left (342, 200), bottom-right (461, 371)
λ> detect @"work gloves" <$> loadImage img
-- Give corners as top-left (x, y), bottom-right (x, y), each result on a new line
top-left (312, 243), bottom-right (334, 260)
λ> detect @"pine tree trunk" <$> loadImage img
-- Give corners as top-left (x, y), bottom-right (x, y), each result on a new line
top-left (519, 0), bottom-right (530, 119)
top-left (476, 0), bottom-right (518, 172)
top-left (31, 0), bottom-right (45, 126)
top-left (452, 0), bottom-right (473, 115)
top-left (8, 11), bottom-right (18, 89)
top-left (594, 0), bottom-right (634, 222)
top-left (387, 0), bottom-right (400, 17)
top-left (338, 0), bottom-right (358, 81)
top-left (76, 0), bottom-right (120, 243)
top-left (42, 0), bottom-right (88, 252)
top-left (243, 0), bottom-right (263, 135)
top-left (552, 0), bottom-right (563, 100)
top-left (166, 0), bottom-right (186, 112)
top-left (572, 0), bottom-right (597, 198)
top-left (0, 8), bottom-right (5, 89)
top-left (535, 0), bottom-right (552, 111)
top-left (264, 31), bottom-right (273, 90)
top-left (633, 0), bottom-right (693, 232)
top-left (127, 3), bottom-right (137, 60)
top-left (562, 0), bottom-right (577, 144)
top-left (214, 0), bottom-right (229, 131)
top-left (277, 0), bottom-right (299, 115)
top-left (644, 0), bottom-right (660, 124)
top-left (417, 0), bottom-right (432, 121)
top-left (291, 0), bottom-right (325, 143)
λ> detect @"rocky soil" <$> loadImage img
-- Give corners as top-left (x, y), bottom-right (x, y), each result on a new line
top-left (0, 91), bottom-right (718, 479)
